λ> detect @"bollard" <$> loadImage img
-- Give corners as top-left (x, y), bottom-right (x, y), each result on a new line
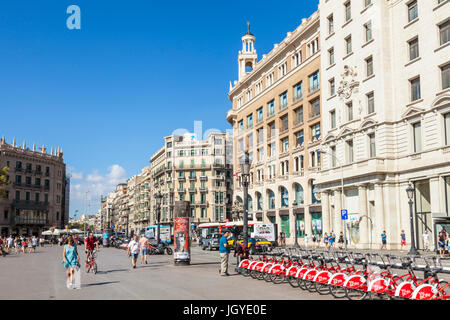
top-left (173, 201), bottom-right (191, 266)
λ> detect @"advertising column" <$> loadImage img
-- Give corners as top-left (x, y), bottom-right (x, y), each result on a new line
top-left (173, 201), bottom-right (190, 266)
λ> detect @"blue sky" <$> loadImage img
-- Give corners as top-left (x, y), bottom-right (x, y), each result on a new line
top-left (0, 0), bottom-right (318, 217)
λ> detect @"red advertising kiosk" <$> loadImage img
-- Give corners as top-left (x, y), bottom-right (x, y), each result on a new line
top-left (173, 201), bottom-right (190, 266)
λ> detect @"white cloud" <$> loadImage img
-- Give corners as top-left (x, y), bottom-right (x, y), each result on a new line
top-left (69, 164), bottom-right (127, 215)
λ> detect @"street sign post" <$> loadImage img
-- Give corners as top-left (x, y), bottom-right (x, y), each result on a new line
top-left (341, 209), bottom-right (348, 220)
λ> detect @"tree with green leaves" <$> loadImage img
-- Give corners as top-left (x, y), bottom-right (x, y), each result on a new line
top-left (0, 167), bottom-right (11, 198)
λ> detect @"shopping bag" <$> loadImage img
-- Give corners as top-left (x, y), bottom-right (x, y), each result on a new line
top-left (73, 264), bottom-right (81, 289)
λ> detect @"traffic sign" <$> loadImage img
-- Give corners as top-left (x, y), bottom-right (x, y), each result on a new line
top-left (341, 209), bottom-right (348, 220)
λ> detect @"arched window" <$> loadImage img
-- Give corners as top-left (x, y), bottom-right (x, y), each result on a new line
top-left (256, 192), bottom-right (263, 211)
top-left (294, 183), bottom-right (304, 205)
top-left (248, 195), bottom-right (253, 212)
top-left (267, 190), bottom-right (275, 209)
top-left (280, 187), bottom-right (289, 208)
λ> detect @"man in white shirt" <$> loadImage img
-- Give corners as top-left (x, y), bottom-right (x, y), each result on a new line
top-left (127, 235), bottom-right (140, 269)
top-left (6, 235), bottom-right (14, 253)
top-left (422, 230), bottom-right (430, 252)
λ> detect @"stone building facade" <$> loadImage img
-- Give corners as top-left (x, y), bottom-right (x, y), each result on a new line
top-left (227, 11), bottom-right (322, 245)
top-left (0, 138), bottom-right (68, 236)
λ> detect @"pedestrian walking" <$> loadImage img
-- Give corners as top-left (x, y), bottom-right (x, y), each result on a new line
top-left (304, 234), bottom-right (309, 248)
top-left (21, 237), bottom-right (27, 254)
top-left (62, 236), bottom-right (80, 289)
top-left (127, 235), bottom-right (140, 269)
top-left (400, 230), bottom-right (407, 251)
top-left (381, 231), bottom-right (387, 250)
top-left (338, 232), bottom-right (344, 249)
top-left (328, 231), bottom-right (335, 249)
top-left (219, 229), bottom-right (231, 277)
top-left (312, 234), bottom-right (316, 248)
top-left (438, 231), bottom-right (446, 258)
top-left (422, 230), bottom-right (430, 251)
top-left (323, 232), bottom-right (329, 249)
top-left (7, 235), bottom-right (13, 253)
top-left (139, 234), bottom-right (149, 264)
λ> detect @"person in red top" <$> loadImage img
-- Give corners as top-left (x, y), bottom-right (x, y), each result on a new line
top-left (84, 232), bottom-right (99, 266)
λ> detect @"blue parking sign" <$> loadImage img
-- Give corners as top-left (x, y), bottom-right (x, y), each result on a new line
top-left (341, 209), bottom-right (348, 220)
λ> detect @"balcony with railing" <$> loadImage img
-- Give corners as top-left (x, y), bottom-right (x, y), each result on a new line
top-left (14, 216), bottom-right (48, 225)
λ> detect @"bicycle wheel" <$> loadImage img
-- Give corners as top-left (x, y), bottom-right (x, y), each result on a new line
top-left (166, 247), bottom-right (173, 255)
top-left (298, 278), bottom-right (307, 290)
top-left (305, 280), bottom-right (317, 293)
top-left (257, 271), bottom-right (265, 280)
top-left (315, 282), bottom-right (330, 295)
top-left (287, 276), bottom-right (299, 288)
top-left (330, 285), bottom-right (347, 299)
top-left (345, 287), bottom-right (368, 300)
top-left (271, 273), bottom-right (285, 284)
top-left (435, 281), bottom-right (450, 299)
top-left (241, 268), bottom-right (249, 277)
top-left (264, 272), bottom-right (272, 282)
top-left (85, 263), bottom-right (90, 273)
top-left (250, 270), bottom-right (258, 279)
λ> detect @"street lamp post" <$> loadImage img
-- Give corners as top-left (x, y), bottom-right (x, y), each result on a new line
top-left (240, 151), bottom-right (251, 252)
top-left (406, 183), bottom-right (419, 255)
top-left (317, 148), bottom-right (347, 250)
top-left (155, 191), bottom-right (163, 246)
top-left (292, 201), bottom-right (299, 247)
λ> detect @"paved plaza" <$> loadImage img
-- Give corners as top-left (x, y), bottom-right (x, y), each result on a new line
top-left (0, 244), bottom-right (332, 300)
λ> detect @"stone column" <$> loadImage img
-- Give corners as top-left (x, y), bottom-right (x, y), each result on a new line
top-left (374, 183), bottom-right (385, 246)
top-left (289, 206), bottom-right (296, 246)
top-left (305, 206), bottom-right (312, 238)
top-left (334, 188), bottom-right (342, 235)
top-left (321, 191), bottom-right (330, 235)
top-left (430, 177), bottom-right (441, 215)
top-left (358, 184), bottom-right (369, 249)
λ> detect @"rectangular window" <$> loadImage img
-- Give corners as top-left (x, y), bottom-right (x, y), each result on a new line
top-left (442, 64), bottom-right (450, 90)
top-left (257, 128), bottom-right (264, 144)
top-left (409, 38), bottom-right (419, 60)
top-left (440, 20), bottom-right (450, 46)
top-left (311, 123), bottom-right (321, 140)
top-left (329, 78), bottom-right (335, 96)
top-left (347, 140), bottom-right (354, 163)
top-left (282, 137), bottom-right (289, 152)
top-left (296, 130), bottom-right (304, 146)
top-left (369, 133), bottom-right (376, 157)
top-left (413, 122), bottom-right (422, 152)
top-left (410, 77), bottom-right (421, 101)
top-left (347, 101), bottom-right (353, 121)
top-left (238, 120), bottom-right (244, 132)
top-left (247, 114), bottom-right (253, 128)
top-left (280, 91), bottom-right (288, 110)
top-left (408, 1), bottom-right (418, 22)
top-left (257, 107), bottom-right (263, 122)
top-left (365, 22), bottom-right (372, 42)
top-left (309, 71), bottom-right (320, 93)
top-left (328, 47), bottom-right (335, 65)
top-left (328, 15), bottom-right (334, 34)
top-left (330, 110), bottom-right (336, 129)
top-left (366, 56), bottom-right (373, 77)
top-left (445, 113), bottom-right (450, 145)
top-left (310, 98), bottom-right (320, 118)
top-left (293, 82), bottom-right (303, 102)
top-left (331, 146), bottom-right (337, 167)
top-left (345, 36), bottom-right (352, 54)
top-left (345, 1), bottom-right (351, 22)
top-left (367, 92), bottom-right (375, 114)
top-left (281, 115), bottom-right (289, 132)
top-left (268, 100), bottom-right (275, 117)
top-left (294, 107), bottom-right (303, 125)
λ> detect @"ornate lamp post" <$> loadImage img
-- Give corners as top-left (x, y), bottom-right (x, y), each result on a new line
top-left (406, 183), bottom-right (419, 255)
top-left (154, 191), bottom-right (163, 246)
top-left (240, 151), bottom-right (251, 252)
top-left (292, 201), bottom-right (299, 247)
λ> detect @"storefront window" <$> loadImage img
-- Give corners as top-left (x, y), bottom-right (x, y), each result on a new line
top-left (311, 212), bottom-right (322, 236)
top-left (296, 214), bottom-right (305, 238)
top-left (281, 215), bottom-right (290, 238)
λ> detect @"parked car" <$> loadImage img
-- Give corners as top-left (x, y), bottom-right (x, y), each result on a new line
top-left (227, 237), bottom-right (273, 254)
top-left (201, 233), bottom-right (221, 251)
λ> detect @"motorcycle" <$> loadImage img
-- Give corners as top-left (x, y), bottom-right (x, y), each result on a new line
top-left (148, 242), bottom-right (173, 255)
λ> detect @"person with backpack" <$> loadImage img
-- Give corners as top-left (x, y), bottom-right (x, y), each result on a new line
top-left (323, 232), bottom-right (329, 249)
top-left (338, 232), bottom-right (344, 249)
top-left (380, 231), bottom-right (387, 250)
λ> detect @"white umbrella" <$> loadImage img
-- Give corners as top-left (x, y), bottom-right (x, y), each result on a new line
top-left (42, 230), bottom-right (53, 236)
top-left (52, 229), bottom-right (62, 236)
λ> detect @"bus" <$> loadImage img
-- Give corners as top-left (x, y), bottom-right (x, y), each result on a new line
top-left (223, 221), bottom-right (277, 242)
top-left (144, 225), bottom-right (172, 244)
top-left (197, 222), bottom-right (225, 237)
